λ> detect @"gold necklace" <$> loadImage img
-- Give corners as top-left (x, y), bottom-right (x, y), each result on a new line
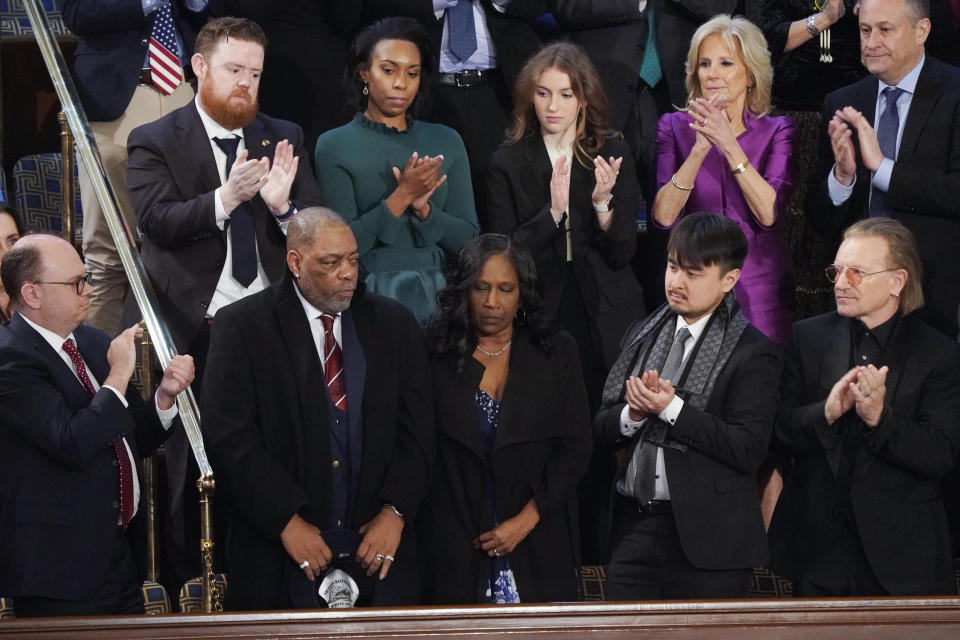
top-left (475, 341), bottom-right (512, 357)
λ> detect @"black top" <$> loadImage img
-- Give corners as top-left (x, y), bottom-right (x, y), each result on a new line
top-left (748, 0), bottom-right (867, 110)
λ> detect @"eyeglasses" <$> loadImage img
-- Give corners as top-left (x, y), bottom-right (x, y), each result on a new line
top-left (825, 264), bottom-right (897, 286)
top-left (32, 273), bottom-right (92, 295)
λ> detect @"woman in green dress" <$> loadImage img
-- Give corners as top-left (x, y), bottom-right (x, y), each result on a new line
top-left (314, 17), bottom-right (478, 325)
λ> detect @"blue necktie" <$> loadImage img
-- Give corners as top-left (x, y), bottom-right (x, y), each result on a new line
top-left (213, 136), bottom-right (257, 287)
top-left (448, 1), bottom-right (478, 63)
top-left (869, 86), bottom-right (904, 217)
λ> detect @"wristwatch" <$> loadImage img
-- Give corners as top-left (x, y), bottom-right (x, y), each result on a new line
top-left (806, 14), bottom-right (821, 37)
top-left (593, 194), bottom-right (614, 213)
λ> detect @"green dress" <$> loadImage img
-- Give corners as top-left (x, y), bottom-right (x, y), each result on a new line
top-left (315, 113), bottom-right (478, 324)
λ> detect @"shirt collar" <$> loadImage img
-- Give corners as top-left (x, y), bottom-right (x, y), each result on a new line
top-left (19, 313), bottom-right (76, 354)
top-left (851, 311), bottom-right (899, 349)
top-left (292, 280), bottom-right (340, 323)
top-left (877, 54), bottom-right (925, 97)
top-left (194, 97), bottom-right (244, 141)
top-left (675, 310), bottom-right (713, 344)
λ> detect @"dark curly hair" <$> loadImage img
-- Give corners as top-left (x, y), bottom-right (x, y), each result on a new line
top-left (428, 234), bottom-right (554, 374)
top-left (343, 16), bottom-right (435, 118)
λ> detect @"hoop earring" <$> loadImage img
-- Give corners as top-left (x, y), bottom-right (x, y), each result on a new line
top-left (362, 84), bottom-right (369, 96)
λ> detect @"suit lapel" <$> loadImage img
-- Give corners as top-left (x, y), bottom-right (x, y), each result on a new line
top-left (898, 59), bottom-right (940, 162)
top-left (275, 279), bottom-right (322, 470)
top-left (438, 355), bottom-right (488, 463)
top-left (9, 315), bottom-right (94, 412)
top-left (243, 117), bottom-right (271, 162)
top-left (818, 317), bottom-right (851, 476)
top-left (176, 105), bottom-right (221, 193)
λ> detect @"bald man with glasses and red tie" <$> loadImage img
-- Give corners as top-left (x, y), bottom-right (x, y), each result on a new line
top-left (0, 234), bottom-right (194, 617)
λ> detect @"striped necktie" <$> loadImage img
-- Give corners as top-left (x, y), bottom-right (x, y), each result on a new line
top-left (319, 314), bottom-right (347, 411)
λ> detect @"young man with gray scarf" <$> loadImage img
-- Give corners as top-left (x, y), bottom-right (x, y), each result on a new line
top-left (595, 212), bottom-right (782, 600)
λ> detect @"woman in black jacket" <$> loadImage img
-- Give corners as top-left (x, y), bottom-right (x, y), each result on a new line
top-left (419, 234), bottom-right (592, 604)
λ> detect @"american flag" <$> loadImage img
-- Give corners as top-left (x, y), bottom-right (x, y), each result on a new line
top-left (149, 4), bottom-right (183, 95)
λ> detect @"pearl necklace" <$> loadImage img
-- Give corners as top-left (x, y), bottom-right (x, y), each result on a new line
top-left (475, 341), bottom-right (512, 357)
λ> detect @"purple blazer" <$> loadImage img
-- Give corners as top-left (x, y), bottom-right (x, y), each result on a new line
top-left (655, 110), bottom-right (796, 345)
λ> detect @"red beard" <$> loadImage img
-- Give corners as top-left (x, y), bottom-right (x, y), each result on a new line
top-left (199, 80), bottom-right (258, 130)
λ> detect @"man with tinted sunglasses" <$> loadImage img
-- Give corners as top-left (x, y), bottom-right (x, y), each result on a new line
top-left (770, 217), bottom-right (960, 596)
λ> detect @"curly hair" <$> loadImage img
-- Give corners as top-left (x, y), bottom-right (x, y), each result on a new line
top-left (505, 41), bottom-right (614, 168)
top-left (343, 16), bottom-right (435, 118)
top-left (427, 234), bottom-right (554, 374)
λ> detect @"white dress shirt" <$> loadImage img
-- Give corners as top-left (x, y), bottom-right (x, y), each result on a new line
top-left (618, 311), bottom-right (712, 500)
top-left (293, 281), bottom-right (342, 371)
top-left (21, 315), bottom-right (178, 519)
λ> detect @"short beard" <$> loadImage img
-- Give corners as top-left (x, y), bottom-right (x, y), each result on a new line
top-left (199, 79), bottom-right (258, 130)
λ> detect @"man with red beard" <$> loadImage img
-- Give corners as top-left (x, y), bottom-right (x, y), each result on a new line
top-left (125, 16), bottom-right (323, 592)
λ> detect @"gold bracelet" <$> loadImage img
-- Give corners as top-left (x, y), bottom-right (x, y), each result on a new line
top-left (732, 161), bottom-right (750, 175)
top-left (670, 173), bottom-right (694, 191)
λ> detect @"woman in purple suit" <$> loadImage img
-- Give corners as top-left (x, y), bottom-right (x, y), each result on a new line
top-left (652, 14), bottom-right (795, 345)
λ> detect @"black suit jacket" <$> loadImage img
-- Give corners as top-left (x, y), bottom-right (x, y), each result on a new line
top-left (804, 56), bottom-right (960, 337)
top-left (769, 311), bottom-right (960, 595)
top-left (0, 315), bottom-right (173, 599)
top-left (62, 0), bottom-right (210, 122)
top-left (126, 103), bottom-right (324, 352)
top-left (202, 277), bottom-right (436, 610)
top-left (486, 134), bottom-right (645, 366)
top-left (595, 319), bottom-right (781, 570)
top-left (418, 329), bottom-right (592, 604)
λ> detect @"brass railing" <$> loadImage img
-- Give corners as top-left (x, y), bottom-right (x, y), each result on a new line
top-left (23, 0), bottom-right (217, 612)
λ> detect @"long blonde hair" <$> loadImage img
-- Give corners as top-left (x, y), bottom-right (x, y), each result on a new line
top-left (683, 14), bottom-right (773, 117)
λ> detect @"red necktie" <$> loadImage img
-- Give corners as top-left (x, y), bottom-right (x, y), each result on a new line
top-left (319, 314), bottom-right (347, 411)
top-left (62, 338), bottom-right (135, 529)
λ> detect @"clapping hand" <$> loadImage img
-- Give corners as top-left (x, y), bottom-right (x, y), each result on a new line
top-left (392, 152), bottom-right (446, 220)
top-left (156, 354), bottom-right (194, 411)
top-left (549, 154), bottom-right (570, 223)
top-left (688, 93), bottom-right (737, 152)
top-left (828, 113), bottom-right (857, 185)
top-left (591, 155), bottom-right (623, 206)
top-left (222, 150), bottom-right (269, 213)
top-left (259, 139), bottom-right (299, 216)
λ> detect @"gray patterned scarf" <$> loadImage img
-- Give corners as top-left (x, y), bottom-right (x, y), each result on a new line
top-left (601, 291), bottom-right (749, 449)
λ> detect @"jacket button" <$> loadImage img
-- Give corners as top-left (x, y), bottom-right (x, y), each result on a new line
top-left (112, 500), bottom-right (120, 509)
top-left (112, 458), bottom-right (119, 467)
top-left (141, 38), bottom-right (148, 46)
top-left (332, 460), bottom-right (340, 469)
top-left (200, 301), bottom-right (209, 309)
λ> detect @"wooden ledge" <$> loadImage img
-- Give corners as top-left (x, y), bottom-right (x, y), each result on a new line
top-left (3, 597), bottom-right (960, 639)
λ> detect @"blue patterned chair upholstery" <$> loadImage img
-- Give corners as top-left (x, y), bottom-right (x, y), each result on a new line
top-left (0, 0), bottom-right (69, 36)
top-left (179, 574), bottom-right (228, 613)
top-left (142, 580), bottom-right (171, 615)
top-left (0, 169), bottom-right (9, 204)
top-left (12, 152), bottom-right (83, 236)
